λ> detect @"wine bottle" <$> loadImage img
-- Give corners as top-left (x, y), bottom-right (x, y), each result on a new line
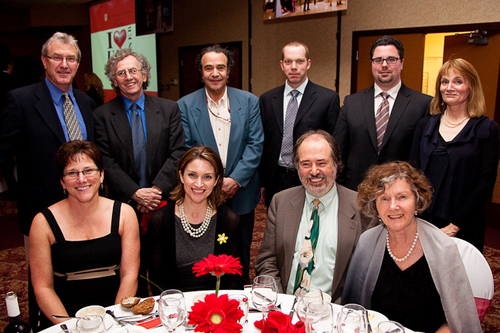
top-left (4, 292), bottom-right (32, 333)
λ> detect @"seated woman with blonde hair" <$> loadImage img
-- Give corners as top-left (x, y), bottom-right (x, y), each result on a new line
top-left (29, 140), bottom-right (140, 330)
top-left (342, 161), bottom-right (481, 333)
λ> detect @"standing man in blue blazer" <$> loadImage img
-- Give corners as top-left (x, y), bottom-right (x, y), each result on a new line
top-left (177, 45), bottom-right (264, 282)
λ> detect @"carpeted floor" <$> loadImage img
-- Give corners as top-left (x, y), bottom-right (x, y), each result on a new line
top-left (1, 197), bottom-right (499, 331)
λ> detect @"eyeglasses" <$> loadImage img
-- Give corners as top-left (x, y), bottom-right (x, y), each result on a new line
top-left (371, 57), bottom-right (399, 65)
top-left (45, 55), bottom-right (79, 64)
top-left (63, 168), bottom-right (100, 179)
top-left (116, 68), bottom-right (140, 78)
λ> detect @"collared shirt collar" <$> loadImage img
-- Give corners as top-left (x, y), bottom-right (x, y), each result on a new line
top-left (285, 77), bottom-right (308, 97)
top-left (304, 182), bottom-right (337, 212)
top-left (374, 80), bottom-right (401, 100)
top-left (45, 77), bottom-right (74, 104)
top-left (205, 87), bottom-right (228, 107)
top-left (122, 92), bottom-right (145, 112)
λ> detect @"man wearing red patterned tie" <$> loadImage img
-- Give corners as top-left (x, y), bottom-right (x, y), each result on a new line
top-left (333, 36), bottom-right (432, 191)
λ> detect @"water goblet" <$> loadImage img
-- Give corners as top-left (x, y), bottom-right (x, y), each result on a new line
top-left (296, 287), bottom-right (330, 323)
top-left (159, 298), bottom-right (183, 333)
top-left (336, 310), bottom-right (362, 333)
top-left (337, 303), bottom-right (368, 333)
top-left (160, 290), bottom-right (187, 327)
top-left (76, 315), bottom-right (106, 333)
top-left (304, 300), bottom-right (334, 333)
top-left (377, 320), bottom-right (405, 333)
top-left (251, 275), bottom-right (278, 321)
top-left (228, 293), bottom-right (249, 324)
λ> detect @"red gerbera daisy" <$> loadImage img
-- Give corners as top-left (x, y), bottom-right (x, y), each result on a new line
top-left (192, 254), bottom-right (243, 277)
top-left (188, 293), bottom-right (244, 333)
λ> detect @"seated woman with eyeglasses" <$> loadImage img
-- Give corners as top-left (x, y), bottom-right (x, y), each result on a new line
top-left (29, 140), bottom-right (140, 330)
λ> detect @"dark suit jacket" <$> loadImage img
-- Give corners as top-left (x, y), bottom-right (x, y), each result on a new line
top-left (146, 201), bottom-right (244, 293)
top-left (177, 87), bottom-right (264, 216)
top-left (0, 80), bottom-right (95, 235)
top-left (333, 84), bottom-right (431, 190)
top-left (255, 185), bottom-right (375, 302)
top-left (94, 95), bottom-right (186, 203)
top-left (259, 81), bottom-right (340, 190)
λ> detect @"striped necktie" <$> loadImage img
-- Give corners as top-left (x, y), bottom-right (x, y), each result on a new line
top-left (62, 93), bottom-right (82, 140)
top-left (293, 198), bottom-right (321, 294)
top-left (375, 92), bottom-right (390, 153)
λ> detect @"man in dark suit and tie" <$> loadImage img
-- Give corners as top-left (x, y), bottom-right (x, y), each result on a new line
top-left (177, 44), bottom-right (264, 282)
top-left (259, 41), bottom-right (340, 207)
top-left (0, 32), bottom-right (95, 239)
top-left (0, 32), bottom-right (95, 328)
top-left (94, 49), bottom-right (186, 295)
top-left (334, 36), bottom-right (432, 191)
top-left (256, 130), bottom-right (374, 302)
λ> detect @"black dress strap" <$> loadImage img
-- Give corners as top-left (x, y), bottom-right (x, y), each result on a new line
top-left (110, 201), bottom-right (122, 234)
top-left (41, 208), bottom-right (66, 243)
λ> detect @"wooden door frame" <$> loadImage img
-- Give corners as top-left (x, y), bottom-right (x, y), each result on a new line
top-left (351, 22), bottom-right (500, 95)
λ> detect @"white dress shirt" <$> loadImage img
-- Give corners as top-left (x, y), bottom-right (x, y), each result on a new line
top-left (373, 80), bottom-right (402, 117)
top-left (206, 88), bottom-right (231, 168)
top-left (286, 183), bottom-right (339, 296)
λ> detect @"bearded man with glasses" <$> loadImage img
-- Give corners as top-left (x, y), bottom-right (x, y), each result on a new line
top-left (334, 35), bottom-right (432, 191)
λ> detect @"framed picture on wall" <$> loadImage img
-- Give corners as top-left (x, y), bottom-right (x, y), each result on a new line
top-left (263, 0), bottom-right (347, 20)
top-left (136, 0), bottom-right (173, 35)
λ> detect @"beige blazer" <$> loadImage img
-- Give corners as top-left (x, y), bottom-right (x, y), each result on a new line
top-left (255, 184), bottom-right (376, 302)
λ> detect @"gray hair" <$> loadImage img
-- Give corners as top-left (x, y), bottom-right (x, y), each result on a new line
top-left (41, 32), bottom-right (81, 62)
top-left (105, 49), bottom-right (151, 94)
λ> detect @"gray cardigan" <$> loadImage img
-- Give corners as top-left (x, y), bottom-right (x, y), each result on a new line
top-left (342, 219), bottom-right (482, 333)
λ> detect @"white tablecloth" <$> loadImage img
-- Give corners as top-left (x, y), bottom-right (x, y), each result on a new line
top-left (40, 289), bottom-right (415, 333)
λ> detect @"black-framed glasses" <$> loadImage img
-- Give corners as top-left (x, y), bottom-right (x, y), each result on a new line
top-left (371, 57), bottom-right (399, 65)
top-left (63, 168), bottom-right (100, 179)
top-left (45, 55), bottom-right (79, 64)
top-left (116, 68), bottom-right (140, 78)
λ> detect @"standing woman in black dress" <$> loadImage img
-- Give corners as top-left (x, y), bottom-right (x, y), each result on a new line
top-left (410, 58), bottom-right (499, 251)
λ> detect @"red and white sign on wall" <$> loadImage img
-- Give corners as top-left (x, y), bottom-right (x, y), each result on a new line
top-left (89, 0), bottom-right (158, 101)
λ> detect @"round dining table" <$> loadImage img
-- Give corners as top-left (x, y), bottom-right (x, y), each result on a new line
top-left (39, 289), bottom-right (415, 333)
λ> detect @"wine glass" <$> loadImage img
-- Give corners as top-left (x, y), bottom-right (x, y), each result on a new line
top-left (336, 311), bottom-right (362, 333)
top-left (160, 290), bottom-right (187, 328)
top-left (296, 287), bottom-right (329, 323)
top-left (251, 275), bottom-right (278, 321)
top-left (304, 300), bottom-right (335, 333)
top-left (337, 304), bottom-right (368, 333)
top-left (76, 315), bottom-right (106, 333)
top-left (228, 293), bottom-right (249, 324)
top-left (377, 320), bottom-right (405, 333)
top-left (159, 298), bottom-right (183, 333)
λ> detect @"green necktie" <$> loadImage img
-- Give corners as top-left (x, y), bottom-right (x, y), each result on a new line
top-left (293, 198), bottom-right (321, 294)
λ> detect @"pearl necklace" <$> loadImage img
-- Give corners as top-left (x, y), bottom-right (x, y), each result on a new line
top-left (443, 111), bottom-right (469, 128)
top-left (179, 202), bottom-right (212, 238)
top-left (386, 232), bottom-right (419, 262)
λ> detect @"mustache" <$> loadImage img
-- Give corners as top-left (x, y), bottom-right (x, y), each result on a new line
top-left (306, 173), bottom-right (326, 180)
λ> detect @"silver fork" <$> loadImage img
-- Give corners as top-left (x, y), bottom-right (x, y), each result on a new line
top-left (106, 310), bottom-right (128, 327)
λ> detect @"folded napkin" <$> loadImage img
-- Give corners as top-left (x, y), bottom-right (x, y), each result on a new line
top-left (254, 311), bottom-right (305, 333)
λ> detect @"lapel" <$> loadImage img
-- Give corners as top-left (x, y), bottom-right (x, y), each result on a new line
top-left (380, 84), bottom-right (411, 151)
top-left (331, 185), bottom-right (360, 294)
top-left (282, 188), bottom-right (306, 286)
top-left (226, 87), bottom-right (244, 174)
top-left (361, 86), bottom-right (377, 150)
top-left (34, 81), bottom-right (67, 143)
top-left (109, 97), bottom-right (135, 167)
top-left (192, 89), bottom-right (219, 154)
top-left (294, 81), bottom-right (316, 125)
top-left (144, 95), bottom-right (162, 175)
top-left (271, 86), bottom-right (285, 135)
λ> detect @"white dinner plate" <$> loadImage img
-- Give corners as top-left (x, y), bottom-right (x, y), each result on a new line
top-left (366, 309), bottom-right (389, 332)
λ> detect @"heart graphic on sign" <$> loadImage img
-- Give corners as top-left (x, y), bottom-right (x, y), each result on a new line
top-left (113, 29), bottom-right (126, 48)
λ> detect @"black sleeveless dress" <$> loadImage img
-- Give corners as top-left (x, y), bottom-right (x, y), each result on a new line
top-left (38, 201), bottom-right (122, 329)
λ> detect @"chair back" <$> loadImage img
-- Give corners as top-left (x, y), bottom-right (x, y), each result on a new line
top-left (451, 237), bottom-right (494, 321)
